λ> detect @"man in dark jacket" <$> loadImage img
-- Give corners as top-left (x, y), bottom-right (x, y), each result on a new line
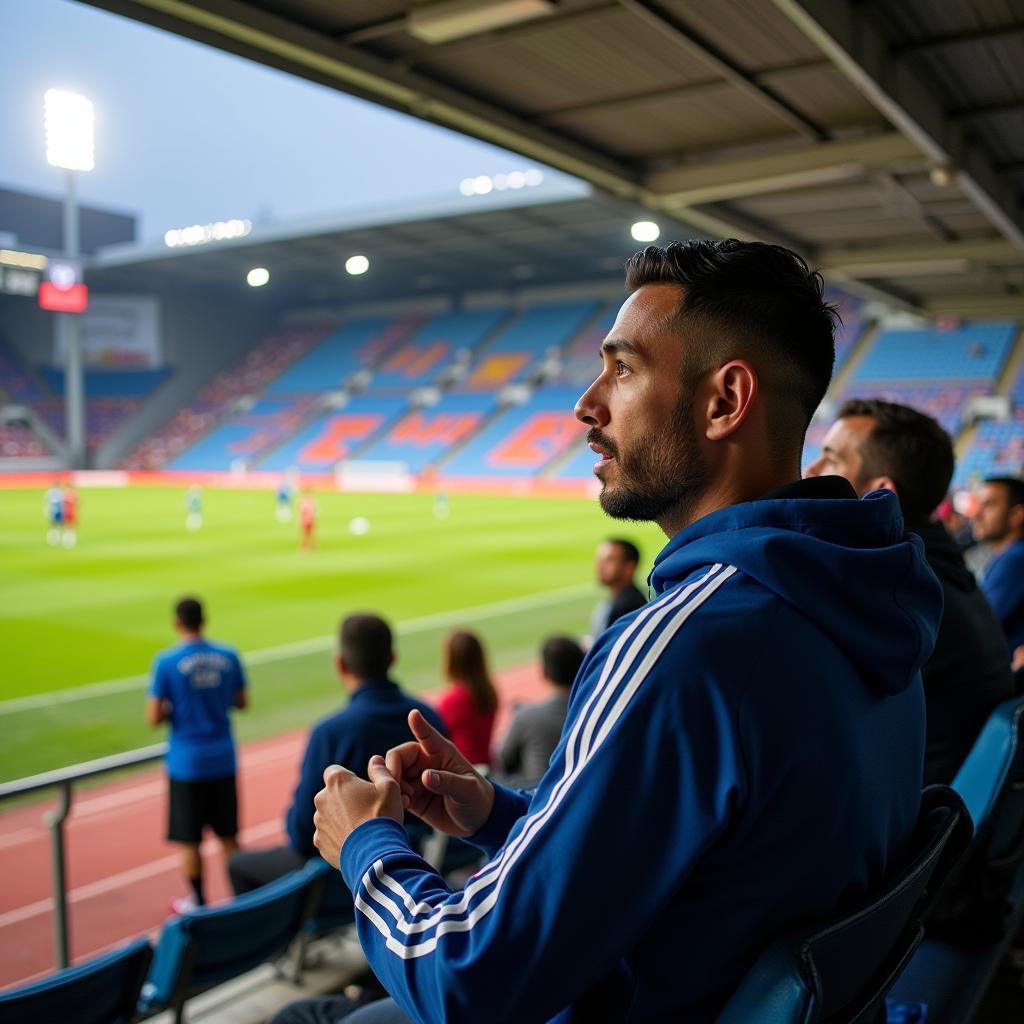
top-left (228, 613), bottom-right (444, 894)
top-left (808, 398), bottom-right (1014, 784)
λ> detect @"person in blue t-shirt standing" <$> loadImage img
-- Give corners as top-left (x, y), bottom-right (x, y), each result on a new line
top-left (148, 596), bottom-right (248, 913)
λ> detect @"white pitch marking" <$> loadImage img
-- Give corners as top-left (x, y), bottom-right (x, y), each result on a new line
top-left (0, 583), bottom-right (594, 716)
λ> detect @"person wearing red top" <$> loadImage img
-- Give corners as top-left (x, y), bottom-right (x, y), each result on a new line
top-left (435, 629), bottom-right (497, 766)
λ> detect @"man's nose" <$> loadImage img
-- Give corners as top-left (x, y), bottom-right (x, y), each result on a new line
top-left (805, 456), bottom-right (823, 478)
top-left (575, 379), bottom-right (609, 428)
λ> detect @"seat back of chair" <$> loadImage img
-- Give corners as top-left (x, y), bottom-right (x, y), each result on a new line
top-left (140, 860), bottom-right (321, 1012)
top-left (304, 857), bottom-right (355, 933)
top-left (952, 696), bottom-right (1024, 866)
top-left (714, 786), bottom-right (972, 1024)
top-left (0, 938), bottom-right (152, 1024)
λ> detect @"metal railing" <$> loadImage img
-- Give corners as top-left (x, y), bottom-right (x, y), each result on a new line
top-left (0, 744), bottom-right (167, 971)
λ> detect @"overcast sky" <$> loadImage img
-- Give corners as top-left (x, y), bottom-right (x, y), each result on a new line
top-left (0, 0), bottom-right (581, 242)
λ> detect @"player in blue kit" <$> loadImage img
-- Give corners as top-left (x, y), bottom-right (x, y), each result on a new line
top-left (148, 596), bottom-right (248, 912)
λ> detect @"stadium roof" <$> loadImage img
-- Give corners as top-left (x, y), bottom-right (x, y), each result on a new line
top-left (84, 0), bottom-right (1024, 317)
top-left (89, 183), bottom-right (702, 304)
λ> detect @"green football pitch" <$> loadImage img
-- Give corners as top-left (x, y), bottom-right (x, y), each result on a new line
top-left (0, 485), bottom-right (664, 783)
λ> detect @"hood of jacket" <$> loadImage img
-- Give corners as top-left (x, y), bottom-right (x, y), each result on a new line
top-left (649, 481), bottom-right (943, 696)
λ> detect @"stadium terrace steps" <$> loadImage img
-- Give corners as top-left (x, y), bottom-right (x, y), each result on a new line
top-left (850, 322), bottom-right (1017, 383)
top-left (440, 387), bottom-right (585, 479)
top-left (126, 323), bottom-right (335, 469)
top-left (453, 301), bottom-right (600, 393)
top-left (256, 393), bottom-right (411, 472)
top-left (368, 309), bottom-right (510, 392)
top-left (265, 316), bottom-right (419, 395)
top-left (358, 393), bottom-right (500, 473)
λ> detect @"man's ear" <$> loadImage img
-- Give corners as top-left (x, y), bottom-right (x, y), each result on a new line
top-left (704, 360), bottom-right (757, 441)
top-left (335, 653), bottom-right (347, 678)
top-left (1009, 503), bottom-right (1024, 531)
top-left (862, 475), bottom-right (899, 497)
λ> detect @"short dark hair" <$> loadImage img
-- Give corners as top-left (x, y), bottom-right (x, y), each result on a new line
top-left (175, 596), bottom-right (204, 632)
top-left (541, 636), bottom-right (585, 688)
top-left (625, 240), bottom-right (838, 450)
top-left (984, 476), bottom-right (1024, 509)
top-left (340, 613), bottom-right (393, 679)
top-left (607, 538), bottom-right (640, 566)
top-left (837, 398), bottom-right (954, 526)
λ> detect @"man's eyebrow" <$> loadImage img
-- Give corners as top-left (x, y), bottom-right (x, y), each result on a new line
top-left (600, 337), bottom-right (642, 358)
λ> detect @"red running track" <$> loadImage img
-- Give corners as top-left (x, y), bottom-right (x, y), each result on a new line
top-left (0, 663), bottom-right (545, 990)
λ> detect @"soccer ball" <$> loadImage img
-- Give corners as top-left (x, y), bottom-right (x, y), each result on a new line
top-left (349, 516), bottom-right (371, 536)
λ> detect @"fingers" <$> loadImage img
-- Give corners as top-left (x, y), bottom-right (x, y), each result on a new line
top-left (322, 763), bottom-right (351, 786)
top-left (421, 767), bottom-right (477, 802)
top-left (367, 754), bottom-right (399, 793)
top-left (408, 708), bottom-right (449, 756)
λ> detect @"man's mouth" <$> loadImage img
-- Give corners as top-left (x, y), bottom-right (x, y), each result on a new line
top-left (588, 439), bottom-right (616, 475)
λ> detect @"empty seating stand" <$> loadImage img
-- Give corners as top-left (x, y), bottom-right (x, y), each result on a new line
top-left (454, 301), bottom-right (599, 394)
top-left (0, 937), bottom-right (152, 1024)
top-left (442, 387), bottom-right (584, 479)
top-left (369, 309), bottom-right (508, 392)
top-left (138, 860), bottom-right (322, 1024)
top-left (888, 697), bottom-right (1024, 1022)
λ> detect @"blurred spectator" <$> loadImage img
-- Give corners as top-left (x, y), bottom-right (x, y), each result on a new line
top-left (973, 477), bottom-right (1024, 654)
top-left (807, 399), bottom-right (1014, 784)
top-left (228, 614), bottom-right (444, 895)
top-left (588, 538), bottom-right (646, 643)
top-left (436, 630), bottom-right (497, 766)
top-left (148, 596), bottom-right (247, 913)
top-left (499, 636), bottom-right (584, 788)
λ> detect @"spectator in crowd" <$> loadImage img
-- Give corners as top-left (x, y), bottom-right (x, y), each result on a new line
top-left (972, 476), bottom-right (1024, 655)
top-left (588, 538), bottom-right (646, 643)
top-left (807, 399), bottom-right (1014, 784)
top-left (148, 596), bottom-right (247, 913)
top-left (498, 636), bottom-right (584, 788)
top-left (274, 239), bottom-right (943, 1024)
top-left (436, 630), bottom-right (498, 767)
top-left (228, 613), bottom-right (444, 895)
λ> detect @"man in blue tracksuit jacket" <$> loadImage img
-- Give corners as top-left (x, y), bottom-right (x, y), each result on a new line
top-left (283, 241), bottom-right (943, 1024)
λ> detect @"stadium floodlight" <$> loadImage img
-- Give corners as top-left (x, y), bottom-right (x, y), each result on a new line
top-left (631, 221), bottom-right (660, 243)
top-left (345, 255), bottom-right (370, 276)
top-left (246, 267), bottom-right (270, 287)
top-left (44, 89), bottom-right (94, 172)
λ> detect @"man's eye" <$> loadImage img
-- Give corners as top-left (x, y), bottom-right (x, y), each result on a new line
top-left (615, 360), bottom-right (630, 377)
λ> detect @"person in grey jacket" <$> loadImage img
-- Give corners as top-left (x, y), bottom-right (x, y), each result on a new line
top-left (499, 637), bottom-right (585, 788)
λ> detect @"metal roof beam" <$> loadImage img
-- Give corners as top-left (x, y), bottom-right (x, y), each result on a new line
top-left (646, 132), bottom-right (920, 205)
top-left (770, 0), bottom-right (1024, 250)
top-left (894, 24), bottom-right (1024, 59)
top-left (820, 238), bottom-right (1019, 276)
top-left (616, 0), bottom-right (828, 142)
top-left (534, 58), bottom-right (833, 123)
top-left (923, 293), bottom-right (1024, 318)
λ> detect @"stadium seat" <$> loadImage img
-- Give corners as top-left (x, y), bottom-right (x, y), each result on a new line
top-left (887, 697), bottom-right (1024, 1022)
top-left (713, 786), bottom-right (972, 1024)
top-left (138, 860), bottom-right (322, 1023)
top-left (0, 937), bottom-right (152, 1024)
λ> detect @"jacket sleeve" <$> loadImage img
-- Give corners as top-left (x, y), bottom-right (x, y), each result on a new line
top-left (338, 625), bottom-right (744, 1024)
top-left (286, 725), bottom-right (331, 855)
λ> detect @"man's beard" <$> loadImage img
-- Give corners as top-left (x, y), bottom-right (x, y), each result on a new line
top-left (589, 390), bottom-right (710, 524)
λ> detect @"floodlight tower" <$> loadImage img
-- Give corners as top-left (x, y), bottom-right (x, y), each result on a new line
top-left (44, 88), bottom-right (94, 469)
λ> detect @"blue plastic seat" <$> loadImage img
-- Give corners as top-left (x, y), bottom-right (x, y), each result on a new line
top-left (887, 696), bottom-right (1024, 1021)
top-left (0, 937), bottom-right (152, 1024)
top-left (714, 786), bottom-right (972, 1024)
top-left (138, 859), bottom-right (322, 1023)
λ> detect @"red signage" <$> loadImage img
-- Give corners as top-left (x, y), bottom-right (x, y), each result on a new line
top-left (38, 258), bottom-right (88, 313)
top-left (38, 281), bottom-right (88, 313)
